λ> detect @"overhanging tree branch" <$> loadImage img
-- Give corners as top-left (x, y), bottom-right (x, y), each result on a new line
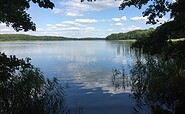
top-left (0, 0), bottom-right (54, 32)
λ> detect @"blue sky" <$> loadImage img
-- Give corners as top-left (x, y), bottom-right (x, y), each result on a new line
top-left (0, 0), bottom-right (170, 38)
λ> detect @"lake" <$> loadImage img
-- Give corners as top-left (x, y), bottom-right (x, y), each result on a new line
top-left (0, 40), bottom-right (143, 114)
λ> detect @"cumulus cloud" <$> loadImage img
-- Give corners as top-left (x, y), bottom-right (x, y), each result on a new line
top-left (130, 16), bottom-right (147, 21)
top-left (112, 18), bottom-right (120, 22)
top-left (115, 23), bottom-right (123, 26)
top-left (157, 17), bottom-right (168, 23)
top-left (0, 28), bottom-right (11, 32)
top-left (0, 23), bottom-right (6, 27)
top-left (0, 24), bottom-right (14, 33)
top-left (130, 16), bottom-right (169, 24)
top-left (112, 16), bottom-right (127, 22)
top-left (75, 19), bottom-right (98, 23)
top-left (121, 16), bottom-right (127, 21)
top-left (53, 0), bottom-right (122, 16)
top-left (46, 19), bottom-right (98, 30)
top-left (61, 21), bottom-right (81, 26)
top-left (121, 26), bottom-right (142, 31)
top-left (52, 8), bottom-right (63, 14)
top-left (66, 12), bottom-right (83, 17)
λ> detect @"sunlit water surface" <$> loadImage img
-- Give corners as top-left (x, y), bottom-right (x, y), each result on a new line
top-left (0, 41), bottom-right (144, 114)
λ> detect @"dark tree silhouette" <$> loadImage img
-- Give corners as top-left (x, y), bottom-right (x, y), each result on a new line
top-left (0, 0), bottom-right (54, 32)
top-left (0, 52), bottom-right (69, 114)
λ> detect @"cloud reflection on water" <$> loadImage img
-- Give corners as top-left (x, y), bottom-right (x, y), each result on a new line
top-left (0, 41), bottom-right (135, 95)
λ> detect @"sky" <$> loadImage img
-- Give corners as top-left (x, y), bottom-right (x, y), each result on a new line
top-left (0, 0), bottom-right (171, 38)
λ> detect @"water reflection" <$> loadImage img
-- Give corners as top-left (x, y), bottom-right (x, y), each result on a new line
top-left (0, 41), bottom-right (139, 114)
top-left (112, 68), bottom-right (131, 92)
top-left (130, 55), bottom-right (185, 114)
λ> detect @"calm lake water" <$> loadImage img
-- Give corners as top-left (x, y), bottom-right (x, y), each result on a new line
top-left (0, 40), bottom-right (144, 114)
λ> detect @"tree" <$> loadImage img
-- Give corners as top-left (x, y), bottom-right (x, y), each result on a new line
top-left (0, 0), bottom-right (54, 32)
top-left (106, 28), bottom-right (155, 40)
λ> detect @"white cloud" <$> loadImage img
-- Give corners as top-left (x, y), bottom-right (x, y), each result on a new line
top-left (52, 8), bottom-right (63, 14)
top-left (121, 16), bottom-right (127, 21)
top-left (66, 12), bottom-right (83, 17)
top-left (157, 17), bottom-right (168, 23)
top-left (112, 18), bottom-right (120, 22)
top-left (46, 24), bottom-right (53, 27)
top-left (55, 23), bottom-right (68, 27)
top-left (0, 20), bottom-right (99, 38)
top-left (46, 19), bottom-right (98, 30)
top-left (58, 27), bottom-right (81, 31)
top-left (115, 23), bottom-right (123, 26)
top-left (0, 23), bottom-right (6, 27)
top-left (54, 0), bottom-right (122, 16)
top-left (107, 29), bottom-right (115, 32)
top-left (121, 26), bottom-right (142, 31)
top-left (127, 26), bottom-right (141, 31)
top-left (0, 24), bottom-right (14, 32)
top-left (0, 28), bottom-right (11, 32)
top-left (85, 27), bottom-right (95, 31)
top-left (112, 16), bottom-right (127, 22)
top-left (75, 19), bottom-right (97, 23)
top-left (130, 16), bottom-right (147, 21)
top-left (130, 16), bottom-right (169, 24)
top-left (36, 28), bottom-right (44, 31)
top-left (55, 26), bottom-right (96, 32)
top-left (62, 21), bottom-right (82, 26)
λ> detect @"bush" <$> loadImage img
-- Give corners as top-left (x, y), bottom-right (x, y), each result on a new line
top-left (0, 52), bottom-right (69, 114)
top-left (131, 57), bottom-right (185, 114)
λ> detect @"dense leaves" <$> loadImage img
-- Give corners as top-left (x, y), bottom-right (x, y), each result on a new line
top-left (106, 28), bottom-right (155, 40)
top-left (119, 0), bottom-right (171, 24)
top-left (0, 0), bottom-right (54, 32)
top-left (131, 56), bottom-right (185, 114)
top-left (0, 34), bottom-right (104, 41)
top-left (0, 34), bottom-right (69, 41)
top-left (0, 52), bottom-right (69, 114)
top-left (119, 0), bottom-right (185, 25)
top-left (132, 21), bottom-right (185, 54)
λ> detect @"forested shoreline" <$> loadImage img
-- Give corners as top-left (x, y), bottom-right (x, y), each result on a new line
top-left (0, 34), bottom-right (104, 41)
top-left (106, 28), bottom-right (155, 40)
top-left (1, 28), bottom-right (184, 42)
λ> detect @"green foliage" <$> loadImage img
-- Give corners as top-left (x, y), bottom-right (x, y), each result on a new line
top-left (0, 34), bottom-right (105, 41)
top-left (0, 34), bottom-right (70, 41)
top-left (119, 0), bottom-right (170, 24)
top-left (0, 0), bottom-right (54, 32)
top-left (131, 56), bottom-right (185, 113)
top-left (119, 0), bottom-right (185, 26)
top-left (132, 21), bottom-right (185, 54)
top-left (106, 28), bottom-right (155, 40)
top-left (0, 52), bottom-right (69, 114)
top-left (163, 40), bottom-right (185, 67)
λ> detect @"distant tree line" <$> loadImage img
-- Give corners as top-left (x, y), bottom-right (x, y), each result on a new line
top-left (0, 34), bottom-right (72, 41)
top-left (0, 34), bottom-right (104, 41)
top-left (105, 28), bottom-right (155, 40)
